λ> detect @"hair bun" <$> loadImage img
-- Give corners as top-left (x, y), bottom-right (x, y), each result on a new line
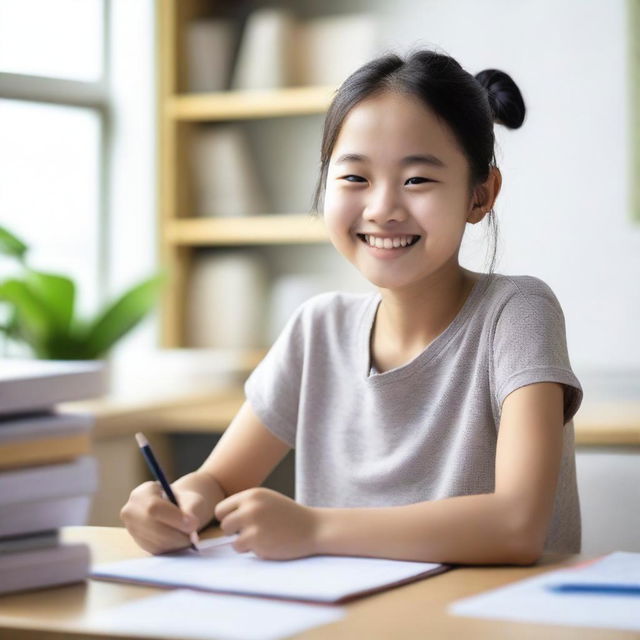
top-left (475, 68), bottom-right (526, 129)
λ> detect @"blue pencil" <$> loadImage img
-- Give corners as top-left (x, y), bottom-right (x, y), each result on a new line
top-left (549, 584), bottom-right (640, 596)
top-left (135, 432), bottom-right (199, 552)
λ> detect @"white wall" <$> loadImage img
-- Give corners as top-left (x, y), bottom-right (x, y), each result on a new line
top-left (576, 447), bottom-right (640, 553)
top-left (372, 0), bottom-right (640, 380)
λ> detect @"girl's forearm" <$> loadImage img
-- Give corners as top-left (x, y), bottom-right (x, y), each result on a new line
top-left (313, 493), bottom-right (540, 566)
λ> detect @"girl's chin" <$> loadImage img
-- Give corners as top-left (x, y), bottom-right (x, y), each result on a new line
top-left (356, 267), bottom-right (423, 290)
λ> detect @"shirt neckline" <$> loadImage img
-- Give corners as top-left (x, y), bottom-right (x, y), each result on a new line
top-left (360, 272), bottom-right (492, 384)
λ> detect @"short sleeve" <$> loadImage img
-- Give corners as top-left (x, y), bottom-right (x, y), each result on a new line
top-left (243, 301), bottom-right (307, 448)
top-left (491, 279), bottom-right (583, 426)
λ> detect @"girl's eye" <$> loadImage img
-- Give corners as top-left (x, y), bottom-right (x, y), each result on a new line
top-left (341, 175), bottom-right (367, 183)
top-left (405, 177), bottom-right (433, 185)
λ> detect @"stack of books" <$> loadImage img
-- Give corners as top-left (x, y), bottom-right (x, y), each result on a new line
top-left (0, 360), bottom-right (107, 594)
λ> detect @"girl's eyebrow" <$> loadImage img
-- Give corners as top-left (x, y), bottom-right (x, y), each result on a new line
top-left (334, 153), bottom-right (448, 169)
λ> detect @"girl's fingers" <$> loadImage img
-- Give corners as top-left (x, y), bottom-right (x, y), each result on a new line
top-left (126, 492), bottom-right (193, 534)
top-left (219, 510), bottom-right (243, 536)
top-left (231, 530), bottom-right (254, 554)
top-left (129, 519), bottom-right (192, 554)
top-left (214, 492), bottom-right (243, 521)
top-left (146, 498), bottom-right (193, 533)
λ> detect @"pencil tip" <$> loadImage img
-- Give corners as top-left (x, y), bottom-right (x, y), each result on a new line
top-left (190, 531), bottom-right (200, 552)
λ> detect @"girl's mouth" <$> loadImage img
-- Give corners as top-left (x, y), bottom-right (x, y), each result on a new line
top-left (356, 234), bottom-right (421, 250)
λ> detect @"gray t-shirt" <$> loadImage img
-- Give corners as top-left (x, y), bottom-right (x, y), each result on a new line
top-left (244, 272), bottom-right (584, 552)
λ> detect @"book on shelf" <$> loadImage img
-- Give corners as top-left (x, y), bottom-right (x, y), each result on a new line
top-left (185, 18), bottom-right (238, 92)
top-left (191, 124), bottom-right (269, 218)
top-left (231, 8), bottom-right (295, 90)
top-left (187, 251), bottom-right (268, 349)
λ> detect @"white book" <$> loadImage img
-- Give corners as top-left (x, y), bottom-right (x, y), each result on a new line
top-left (1, 494), bottom-right (93, 538)
top-left (231, 8), bottom-right (295, 90)
top-left (0, 455), bottom-right (98, 506)
top-left (185, 18), bottom-right (237, 92)
top-left (0, 411), bottom-right (93, 441)
top-left (0, 542), bottom-right (90, 595)
top-left (93, 535), bottom-right (449, 604)
top-left (0, 359), bottom-right (107, 415)
top-left (191, 125), bottom-right (268, 217)
top-left (187, 251), bottom-right (268, 349)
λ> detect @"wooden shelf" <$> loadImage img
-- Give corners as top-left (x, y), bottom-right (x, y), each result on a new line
top-left (167, 85), bottom-right (337, 121)
top-left (164, 214), bottom-right (330, 246)
top-left (157, 3), bottom-right (335, 346)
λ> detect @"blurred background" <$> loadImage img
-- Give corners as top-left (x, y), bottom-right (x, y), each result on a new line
top-left (0, 0), bottom-right (638, 553)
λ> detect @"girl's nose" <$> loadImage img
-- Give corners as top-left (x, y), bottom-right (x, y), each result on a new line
top-left (363, 186), bottom-right (408, 225)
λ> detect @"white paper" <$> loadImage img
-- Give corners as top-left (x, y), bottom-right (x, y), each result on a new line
top-left (85, 588), bottom-right (344, 640)
top-left (544, 551), bottom-right (640, 587)
top-left (92, 535), bottom-right (444, 603)
top-left (450, 552), bottom-right (640, 631)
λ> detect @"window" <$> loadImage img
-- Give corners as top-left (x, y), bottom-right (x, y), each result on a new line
top-left (0, 0), bottom-right (108, 324)
top-left (0, 0), bottom-right (103, 81)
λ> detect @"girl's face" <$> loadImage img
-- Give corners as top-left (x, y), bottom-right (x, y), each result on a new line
top-left (323, 91), bottom-right (482, 291)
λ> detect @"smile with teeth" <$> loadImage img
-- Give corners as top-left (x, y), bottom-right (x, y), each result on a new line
top-left (357, 234), bottom-right (421, 249)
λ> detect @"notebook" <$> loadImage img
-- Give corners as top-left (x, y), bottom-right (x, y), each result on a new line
top-left (92, 535), bottom-right (450, 604)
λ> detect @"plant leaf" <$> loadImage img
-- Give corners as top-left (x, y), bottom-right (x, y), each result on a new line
top-left (0, 225), bottom-right (28, 261)
top-left (79, 274), bottom-right (163, 359)
top-left (0, 279), bottom-right (52, 350)
top-left (39, 330), bottom-right (88, 360)
top-left (25, 269), bottom-right (75, 334)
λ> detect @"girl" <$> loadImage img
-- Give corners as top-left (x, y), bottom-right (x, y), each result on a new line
top-left (121, 49), bottom-right (583, 565)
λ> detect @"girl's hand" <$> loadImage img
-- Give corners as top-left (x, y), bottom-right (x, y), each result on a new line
top-left (214, 488), bottom-right (319, 560)
top-left (120, 481), bottom-right (204, 555)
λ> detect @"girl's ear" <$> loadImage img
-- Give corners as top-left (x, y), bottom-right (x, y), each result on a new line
top-left (467, 167), bottom-right (502, 224)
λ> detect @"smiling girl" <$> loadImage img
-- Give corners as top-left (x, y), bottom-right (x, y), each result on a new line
top-left (121, 50), bottom-right (583, 565)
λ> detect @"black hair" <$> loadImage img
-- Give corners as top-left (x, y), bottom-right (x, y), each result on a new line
top-left (311, 49), bottom-right (526, 275)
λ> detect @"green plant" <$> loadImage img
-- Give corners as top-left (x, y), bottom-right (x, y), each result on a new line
top-left (0, 224), bottom-right (164, 360)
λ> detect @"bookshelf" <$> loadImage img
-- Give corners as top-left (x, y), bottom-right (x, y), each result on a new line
top-left (167, 85), bottom-right (336, 121)
top-left (156, 0), bottom-right (334, 354)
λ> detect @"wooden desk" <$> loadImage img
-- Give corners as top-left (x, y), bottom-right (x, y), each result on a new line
top-left (64, 387), bottom-right (640, 446)
top-left (0, 527), bottom-right (635, 640)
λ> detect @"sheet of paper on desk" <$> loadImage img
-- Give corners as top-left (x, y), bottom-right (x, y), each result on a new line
top-left (84, 588), bottom-right (345, 640)
top-left (91, 535), bottom-right (448, 603)
top-left (450, 552), bottom-right (640, 631)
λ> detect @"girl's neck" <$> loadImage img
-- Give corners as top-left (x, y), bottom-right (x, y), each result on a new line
top-left (374, 266), bottom-right (478, 352)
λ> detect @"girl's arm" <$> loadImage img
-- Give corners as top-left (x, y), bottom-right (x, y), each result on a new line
top-left (311, 381), bottom-right (565, 565)
top-left (171, 400), bottom-right (292, 530)
top-left (120, 400), bottom-right (291, 554)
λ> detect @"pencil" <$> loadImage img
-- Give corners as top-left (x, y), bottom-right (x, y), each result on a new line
top-left (134, 432), bottom-right (199, 552)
